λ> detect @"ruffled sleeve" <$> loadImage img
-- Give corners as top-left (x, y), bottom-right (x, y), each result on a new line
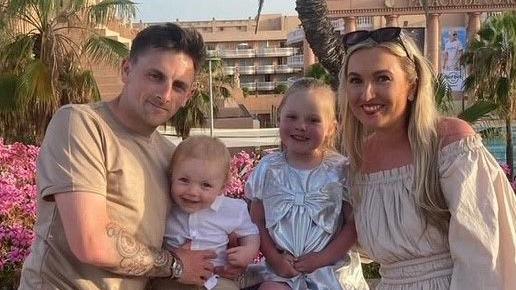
top-left (439, 135), bottom-right (516, 290)
top-left (245, 153), bottom-right (278, 200)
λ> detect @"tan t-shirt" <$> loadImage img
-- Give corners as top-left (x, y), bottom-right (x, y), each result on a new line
top-left (19, 102), bottom-right (174, 290)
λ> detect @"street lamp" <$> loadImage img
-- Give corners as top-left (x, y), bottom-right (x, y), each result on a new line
top-left (207, 57), bottom-right (220, 137)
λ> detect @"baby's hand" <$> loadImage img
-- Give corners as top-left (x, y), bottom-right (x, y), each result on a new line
top-left (227, 246), bottom-right (256, 268)
top-left (269, 252), bottom-right (300, 278)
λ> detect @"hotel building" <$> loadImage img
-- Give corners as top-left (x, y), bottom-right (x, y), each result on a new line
top-left (170, 15), bottom-right (305, 127)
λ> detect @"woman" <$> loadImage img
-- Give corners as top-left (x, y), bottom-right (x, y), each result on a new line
top-left (338, 27), bottom-right (516, 289)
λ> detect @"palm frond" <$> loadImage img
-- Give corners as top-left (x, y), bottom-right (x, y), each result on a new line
top-left (83, 35), bottom-right (129, 67)
top-left (0, 73), bottom-right (20, 112)
top-left (87, 0), bottom-right (136, 25)
top-left (458, 101), bottom-right (498, 123)
top-left (18, 58), bottom-right (56, 112)
top-left (0, 33), bottom-right (34, 70)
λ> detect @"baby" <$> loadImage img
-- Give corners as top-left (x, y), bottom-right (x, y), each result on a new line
top-left (154, 135), bottom-right (260, 290)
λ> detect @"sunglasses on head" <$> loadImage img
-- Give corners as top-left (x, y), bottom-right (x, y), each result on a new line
top-left (342, 27), bottom-right (412, 60)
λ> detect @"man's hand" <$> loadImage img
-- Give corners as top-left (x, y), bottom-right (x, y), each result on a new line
top-left (171, 243), bottom-right (216, 286)
top-left (293, 252), bottom-right (325, 274)
top-left (268, 252), bottom-right (299, 278)
top-left (214, 265), bottom-right (246, 280)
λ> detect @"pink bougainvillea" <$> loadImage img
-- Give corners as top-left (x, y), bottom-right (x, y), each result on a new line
top-left (0, 139), bottom-right (38, 282)
top-left (498, 161), bottom-right (516, 192)
top-left (224, 151), bottom-right (261, 199)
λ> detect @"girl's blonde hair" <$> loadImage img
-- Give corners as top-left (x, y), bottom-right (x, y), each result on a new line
top-left (278, 77), bottom-right (338, 152)
top-left (338, 33), bottom-right (450, 233)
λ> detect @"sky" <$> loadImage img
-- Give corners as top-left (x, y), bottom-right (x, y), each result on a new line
top-left (135, 0), bottom-right (297, 23)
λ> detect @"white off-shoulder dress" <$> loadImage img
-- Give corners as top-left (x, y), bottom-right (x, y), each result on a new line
top-left (354, 135), bottom-right (516, 290)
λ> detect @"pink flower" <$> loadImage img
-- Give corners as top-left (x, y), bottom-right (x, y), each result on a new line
top-left (0, 139), bottom-right (38, 272)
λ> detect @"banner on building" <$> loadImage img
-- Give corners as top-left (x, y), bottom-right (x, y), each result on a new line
top-left (441, 27), bottom-right (467, 91)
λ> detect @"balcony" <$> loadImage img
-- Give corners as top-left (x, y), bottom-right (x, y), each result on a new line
top-left (256, 47), bottom-right (298, 57)
top-left (238, 65), bottom-right (255, 75)
top-left (220, 48), bottom-right (255, 58)
top-left (223, 66), bottom-right (235, 75)
top-left (255, 65), bottom-right (275, 74)
top-left (287, 55), bottom-right (304, 68)
top-left (275, 65), bottom-right (294, 73)
top-left (207, 50), bottom-right (219, 57)
top-left (257, 81), bottom-right (276, 91)
top-left (286, 28), bottom-right (305, 45)
top-left (241, 82), bottom-right (257, 91)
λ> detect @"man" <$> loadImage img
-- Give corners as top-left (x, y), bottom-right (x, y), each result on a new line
top-left (442, 31), bottom-right (464, 71)
top-left (19, 23), bottom-right (216, 289)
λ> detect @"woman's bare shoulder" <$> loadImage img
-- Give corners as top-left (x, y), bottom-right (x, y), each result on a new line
top-left (438, 117), bottom-right (476, 147)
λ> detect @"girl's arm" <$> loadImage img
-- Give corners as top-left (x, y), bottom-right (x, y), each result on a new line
top-left (294, 202), bottom-right (357, 273)
top-left (250, 199), bottom-right (299, 278)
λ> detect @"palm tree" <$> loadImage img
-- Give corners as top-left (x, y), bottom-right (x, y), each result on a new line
top-left (170, 58), bottom-right (234, 139)
top-left (0, 0), bottom-right (136, 144)
top-left (461, 11), bottom-right (516, 179)
top-left (305, 63), bottom-right (334, 85)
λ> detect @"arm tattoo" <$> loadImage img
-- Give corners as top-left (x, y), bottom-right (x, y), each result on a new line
top-left (105, 222), bottom-right (172, 277)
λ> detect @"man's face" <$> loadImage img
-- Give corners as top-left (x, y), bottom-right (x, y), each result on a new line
top-left (118, 48), bottom-right (195, 135)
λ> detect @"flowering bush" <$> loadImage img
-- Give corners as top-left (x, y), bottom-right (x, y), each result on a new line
top-left (224, 151), bottom-right (261, 199)
top-left (497, 162), bottom-right (516, 192)
top-left (0, 139), bottom-right (38, 286)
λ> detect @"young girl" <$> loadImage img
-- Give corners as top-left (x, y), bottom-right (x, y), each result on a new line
top-left (246, 78), bottom-right (368, 290)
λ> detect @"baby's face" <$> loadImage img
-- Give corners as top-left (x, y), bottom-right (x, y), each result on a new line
top-left (170, 157), bottom-right (226, 213)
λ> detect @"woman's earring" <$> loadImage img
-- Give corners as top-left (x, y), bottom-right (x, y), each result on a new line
top-left (408, 95), bottom-right (415, 101)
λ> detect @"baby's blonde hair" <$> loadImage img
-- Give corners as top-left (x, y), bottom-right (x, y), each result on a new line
top-left (338, 33), bottom-right (450, 233)
top-left (278, 78), bottom-right (338, 152)
top-left (170, 135), bottom-right (231, 180)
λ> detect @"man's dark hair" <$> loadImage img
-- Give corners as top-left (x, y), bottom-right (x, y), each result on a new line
top-left (129, 23), bottom-right (206, 72)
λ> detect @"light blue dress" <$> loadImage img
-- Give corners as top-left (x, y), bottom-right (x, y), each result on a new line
top-left (246, 151), bottom-right (368, 290)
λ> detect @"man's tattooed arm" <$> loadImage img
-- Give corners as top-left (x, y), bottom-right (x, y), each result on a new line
top-left (104, 222), bottom-right (172, 277)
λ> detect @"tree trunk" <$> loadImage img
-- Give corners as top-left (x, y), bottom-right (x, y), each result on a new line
top-left (295, 0), bottom-right (344, 90)
top-left (505, 115), bottom-right (513, 180)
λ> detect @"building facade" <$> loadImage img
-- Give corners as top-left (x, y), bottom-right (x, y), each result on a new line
top-left (174, 15), bottom-right (305, 127)
top-left (292, 0), bottom-right (515, 93)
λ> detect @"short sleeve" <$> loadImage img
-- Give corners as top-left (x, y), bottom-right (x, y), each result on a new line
top-left (439, 135), bottom-right (516, 290)
top-left (244, 155), bottom-right (272, 200)
top-left (233, 200), bottom-right (259, 237)
top-left (37, 105), bottom-right (107, 200)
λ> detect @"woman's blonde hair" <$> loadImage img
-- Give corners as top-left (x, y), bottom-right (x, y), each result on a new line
top-left (278, 77), bottom-right (338, 152)
top-left (338, 32), bottom-right (450, 232)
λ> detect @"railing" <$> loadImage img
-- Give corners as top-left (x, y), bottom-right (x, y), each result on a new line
top-left (220, 48), bottom-right (255, 58)
top-left (256, 81), bottom-right (276, 91)
top-left (241, 82), bottom-right (257, 91)
top-left (255, 65), bottom-right (275, 74)
top-left (238, 65), bottom-right (256, 75)
top-left (223, 66), bottom-right (235, 75)
top-left (287, 55), bottom-right (304, 68)
top-left (286, 28), bottom-right (305, 45)
top-left (357, 16), bottom-right (374, 29)
top-left (275, 65), bottom-right (294, 73)
top-left (207, 50), bottom-right (219, 57)
top-left (255, 47), bottom-right (298, 57)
